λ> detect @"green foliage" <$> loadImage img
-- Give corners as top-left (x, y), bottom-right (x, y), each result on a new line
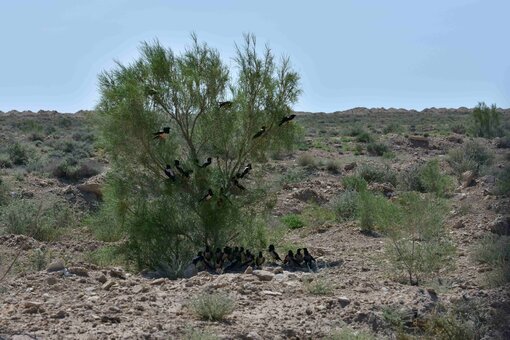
top-left (29, 248), bottom-right (49, 271)
top-left (400, 160), bottom-right (454, 197)
top-left (383, 122), bottom-right (403, 134)
top-left (496, 167), bottom-right (510, 196)
top-left (281, 214), bottom-right (305, 229)
top-left (297, 153), bottom-right (317, 168)
top-left (183, 328), bottom-right (219, 340)
top-left (379, 192), bottom-right (454, 285)
top-left (305, 277), bottom-right (334, 295)
top-left (8, 142), bottom-right (30, 165)
top-left (85, 246), bottom-right (126, 267)
top-left (356, 131), bottom-right (373, 143)
top-left (472, 102), bottom-right (502, 138)
top-left (95, 34), bottom-right (302, 272)
top-left (0, 198), bottom-right (74, 241)
top-left (447, 140), bottom-right (493, 176)
top-left (342, 175), bottom-right (368, 192)
top-left (473, 234), bottom-right (510, 286)
top-left (50, 158), bottom-right (101, 181)
top-left (325, 159), bottom-right (341, 174)
top-left (326, 328), bottom-right (375, 340)
top-left (190, 292), bottom-right (235, 321)
top-left (0, 178), bottom-right (9, 207)
top-left (0, 153), bottom-right (12, 168)
top-left (357, 191), bottom-right (389, 234)
top-left (301, 204), bottom-right (336, 227)
top-left (331, 190), bottom-right (359, 221)
top-left (357, 163), bottom-right (397, 186)
top-left (366, 142), bottom-right (389, 156)
top-left (278, 167), bottom-right (309, 186)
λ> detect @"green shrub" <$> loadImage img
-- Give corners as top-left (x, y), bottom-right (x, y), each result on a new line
top-left (297, 153), bottom-right (317, 168)
top-left (29, 248), bottom-right (49, 271)
top-left (379, 192), bottom-right (454, 285)
top-left (325, 159), bottom-right (341, 174)
top-left (0, 153), bottom-right (13, 168)
top-left (8, 142), bottom-right (30, 165)
top-left (400, 159), bottom-right (454, 197)
top-left (279, 167), bottom-right (309, 186)
top-left (472, 102), bottom-right (502, 138)
top-left (51, 158), bottom-right (101, 181)
top-left (301, 204), bottom-right (336, 227)
top-left (473, 234), bottom-right (510, 286)
top-left (447, 140), bottom-right (493, 176)
top-left (357, 163), bottom-right (397, 186)
top-left (0, 178), bottom-right (9, 207)
top-left (356, 131), bottom-right (373, 143)
top-left (305, 277), bottom-right (334, 295)
top-left (183, 328), bottom-right (219, 340)
top-left (327, 328), bottom-right (375, 340)
top-left (331, 190), bottom-right (359, 221)
top-left (366, 142), bottom-right (389, 156)
top-left (281, 214), bottom-right (305, 229)
top-left (358, 190), bottom-right (389, 234)
top-left (496, 167), bottom-right (510, 196)
top-left (190, 293), bottom-right (235, 321)
top-left (85, 246), bottom-right (125, 267)
top-left (342, 175), bottom-right (368, 192)
top-left (346, 125), bottom-right (364, 137)
top-left (383, 123), bottom-right (403, 134)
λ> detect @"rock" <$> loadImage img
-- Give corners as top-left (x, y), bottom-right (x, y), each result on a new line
top-left (23, 301), bottom-right (44, 314)
top-left (461, 170), bottom-right (476, 188)
top-left (68, 266), bottom-right (89, 277)
top-left (132, 285), bottom-right (149, 294)
top-left (273, 266), bottom-right (284, 274)
top-left (452, 219), bottom-right (465, 229)
top-left (150, 278), bottom-right (165, 286)
top-left (306, 308), bottom-right (313, 315)
top-left (46, 276), bottom-right (58, 285)
top-left (244, 266), bottom-right (254, 274)
top-left (102, 280), bottom-right (115, 291)
top-left (408, 135), bottom-right (429, 148)
top-left (252, 270), bottom-right (274, 281)
top-left (344, 162), bottom-right (357, 171)
top-left (244, 331), bottom-right (263, 340)
top-left (495, 136), bottom-right (510, 149)
top-left (51, 310), bottom-right (68, 319)
top-left (262, 290), bottom-right (282, 296)
top-left (47, 259), bottom-right (65, 272)
top-left (447, 135), bottom-right (463, 143)
top-left (338, 296), bottom-right (351, 308)
top-left (110, 268), bottom-right (127, 279)
top-left (490, 216), bottom-right (510, 235)
top-left (292, 188), bottom-right (326, 204)
top-left (96, 274), bottom-right (107, 284)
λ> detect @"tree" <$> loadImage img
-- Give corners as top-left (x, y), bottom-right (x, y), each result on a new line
top-left (472, 102), bottom-right (502, 138)
top-left (95, 34), bottom-right (302, 275)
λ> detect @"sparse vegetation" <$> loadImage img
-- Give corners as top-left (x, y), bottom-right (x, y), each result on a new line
top-left (472, 102), bottom-right (502, 138)
top-left (305, 277), bottom-right (334, 295)
top-left (447, 140), bottom-right (493, 176)
top-left (325, 159), bottom-right (341, 174)
top-left (190, 292), bottom-right (235, 321)
top-left (400, 159), bottom-right (454, 197)
top-left (366, 142), bottom-right (389, 156)
top-left (342, 175), bottom-right (368, 192)
top-left (327, 328), bottom-right (375, 340)
top-left (473, 234), bottom-right (510, 286)
top-left (297, 153), bottom-right (317, 168)
top-left (281, 214), bottom-right (305, 229)
top-left (331, 190), bottom-right (359, 221)
top-left (357, 163), bottom-right (397, 186)
top-left (357, 190), bottom-right (388, 234)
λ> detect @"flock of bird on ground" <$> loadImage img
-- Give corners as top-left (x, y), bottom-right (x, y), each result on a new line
top-left (153, 101), bottom-right (296, 203)
top-left (191, 244), bottom-right (317, 274)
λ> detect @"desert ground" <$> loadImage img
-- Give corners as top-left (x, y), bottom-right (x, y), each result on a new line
top-left (0, 107), bottom-right (509, 339)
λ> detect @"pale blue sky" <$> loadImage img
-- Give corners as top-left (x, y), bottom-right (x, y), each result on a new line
top-left (0, 0), bottom-right (508, 112)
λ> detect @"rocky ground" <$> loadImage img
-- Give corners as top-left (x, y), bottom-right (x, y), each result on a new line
top-left (0, 108), bottom-right (509, 339)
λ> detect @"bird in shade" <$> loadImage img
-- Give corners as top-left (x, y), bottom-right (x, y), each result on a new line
top-left (164, 165), bottom-right (176, 181)
top-left (242, 250), bottom-right (255, 266)
top-left (153, 127), bottom-right (170, 140)
top-left (252, 126), bottom-right (266, 139)
top-left (236, 164), bottom-right (252, 178)
top-left (284, 250), bottom-right (296, 266)
top-left (294, 248), bottom-right (304, 265)
top-left (268, 244), bottom-right (282, 262)
top-left (199, 189), bottom-right (214, 202)
top-left (174, 160), bottom-right (193, 178)
top-left (255, 251), bottom-right (265, 268)
top-left (218, 101), bottom-right (233, 109)
top-left (231, 177), bottom-right (246, 190)
top-left (199, 157), bottom-right (212, 168)
top-left (278, 114), bottom-right (296, 126)
top-left (303, 248), bottom-right (316, 266)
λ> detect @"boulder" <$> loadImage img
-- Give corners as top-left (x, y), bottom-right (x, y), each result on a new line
top-left (408, 135), bottom-right (429, 148)
top-left (490, 216), bottom-right (510, 235)
top-left (252, 270), bottom-right (274, 281)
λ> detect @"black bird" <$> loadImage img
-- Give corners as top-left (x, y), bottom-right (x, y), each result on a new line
top-left (252, 126), bottom-right (266, 139)
top-left (153, 127), bottom-right (170, 140)
top-left (199, 157), bottom-right (212, 168)
top-left (174, 160), bottom-right (193, 178)
top-left (215, 247), bottom-right (223, 261)
top-left (278, 114), bottom-right (296, 126)
top-left (199, 189), bottom-right (214, 202)
top-left (284, 250), bottom-right (296, 266)
top-left (231, 177), bottom-right (246, 190)
top-left (255, 251), bottom-right (265, 268)
top-left (218, 101), bottom-right (233, 109)
top-left (164, 165), bottom-right (176, 181)
top-left (242, 250), bottom-right (255, 267)
top-left (268, 244), bottom-right (282, 262)
top-left (303, 248), bottom-right (316, 266)
top-left (237, 164), bottom-right (252, 178)
top-left (294, 248), bottom-right (304, 265)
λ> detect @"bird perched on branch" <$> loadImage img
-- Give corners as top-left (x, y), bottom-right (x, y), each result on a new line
top-left (174, 160), bottom-right (193, 178)
top-left (218, 101), bottom-right (233, 109)
top-left (164, 165), bottom-right (176, 181)
top-left (268, 244), bottom-right (282, 262)
top-left (199, 189), bottom-right (213, 202)
top-left (236, 164), bottom-right (252, 178)
top-left (153, 127), bottom-right (170, 140)
top-left (278, 114), bottom-right (296, 126)
top-left (252, 126), bottom-right (266, 139)
top-left (199, 157), bottom-right (212, 168)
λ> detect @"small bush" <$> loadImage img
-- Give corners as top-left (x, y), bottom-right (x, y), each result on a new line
top-left (302, 204), bottom-right (336, 227)
top-left (472, 102), bottom-right (502, 138)
top-left (51, 158), bottom-right (101, 181)
top-left (85, 246), bottom-right (125, 267)
top-left (325, 159), bottom-right (341, 174)
top-left (0, 153), bottom-right (13, 168)
top-left (184, 328), bottom-right (219, 340)
top-left (0, 178), bottom-right (10, 207)
top-left (447, 140), bottom-right (493, 176)
top-left (281, 214), bottom-right (305, 229)
top-left (29, 248), bottom-right (49, 271)
top-left (279, 167), bottom-right (309, 185)
top-left (450, 124), bottom-right (466, 134)
top-left (327, 328), bottom-right (375, 340)
top-left (331, 190), bottom-right (359, 221)
top-left (297, 153), bottom-right (317, 168)
top-left (357, 163), bottom-right (397, 186)
top-left (383, 123), bottom-right (403, 134)
top-left (342, 175), bottom-right (368, 192)
top-left (366, 142), bottom-right (389, 156)
top-left (8, 142), bottom-right (30, 165)
top-left (190, 293), bottom-right (235, 321)
top-left (305, 277), bottom-right (334, 295)
top-left (358, 191), bottom-right (388, 234)
top-left (356, 131), bottom-right (373, 143)
top-left (496, 167), bottom-right (510, 196)
top-left (346, 125), bottom-right (364, 137)
top-left (400, 160), bottom-right (454, 197)
top-left (473, 234), bottom-right (510, 286)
